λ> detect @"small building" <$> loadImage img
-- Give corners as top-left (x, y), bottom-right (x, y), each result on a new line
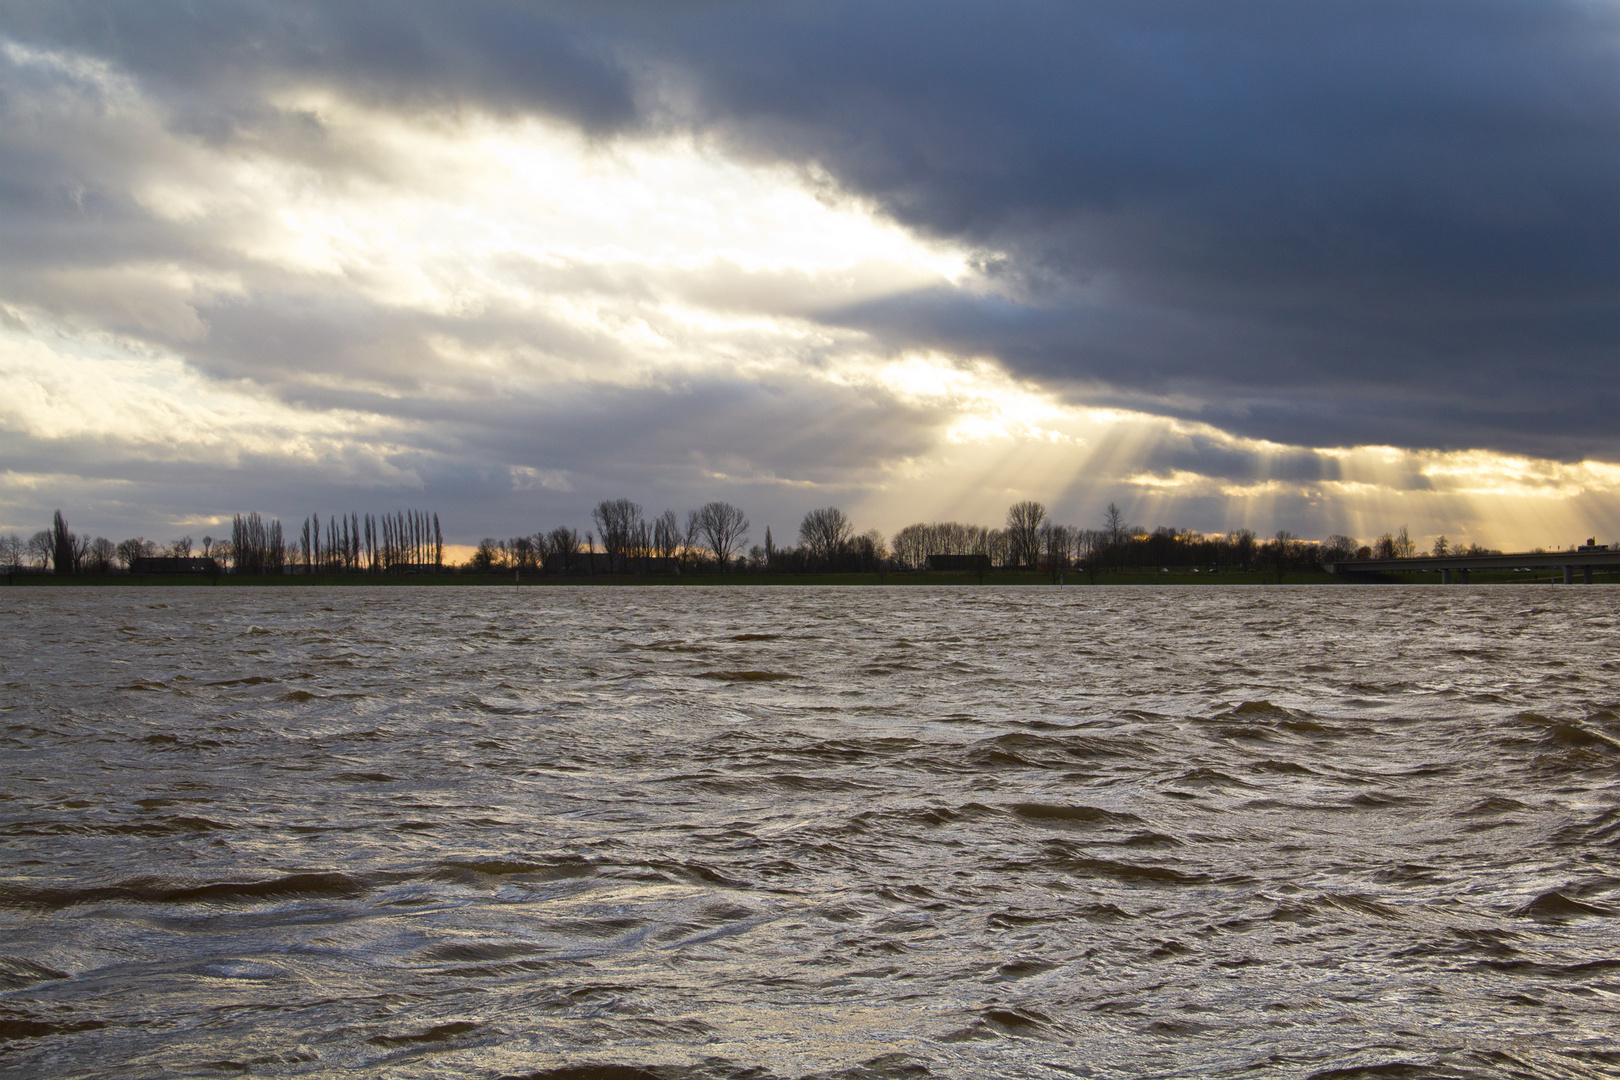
top-left (130, 557), bottom-right (221, 574)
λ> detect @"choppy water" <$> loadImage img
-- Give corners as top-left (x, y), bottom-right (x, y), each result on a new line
top-left (2, 585), bottom-right (1618, 1079)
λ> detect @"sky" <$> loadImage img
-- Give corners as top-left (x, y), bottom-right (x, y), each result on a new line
top-left (1, 0), bottom-right (1616, 554)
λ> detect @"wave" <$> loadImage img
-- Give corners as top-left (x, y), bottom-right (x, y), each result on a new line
top-left (0, 872), bottom-right (368, 910)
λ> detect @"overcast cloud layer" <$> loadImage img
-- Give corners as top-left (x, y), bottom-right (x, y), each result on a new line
top-left (1, 1), bottom-right (1616, 549)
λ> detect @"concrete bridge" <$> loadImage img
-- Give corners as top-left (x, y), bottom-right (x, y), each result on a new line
top-left (1324, 548), bottom-right (1620, 583)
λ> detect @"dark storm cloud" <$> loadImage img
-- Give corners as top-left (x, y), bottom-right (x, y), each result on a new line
top-left (0, 0), bottom-right (637, 132)
top-left (626, 0), bottom-right (1618, 457)
top-left (6, 0), bottom-right (1612, 459)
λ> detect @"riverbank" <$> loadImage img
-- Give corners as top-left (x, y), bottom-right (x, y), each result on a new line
top-left (5, 567), bottom-right (1615, 586)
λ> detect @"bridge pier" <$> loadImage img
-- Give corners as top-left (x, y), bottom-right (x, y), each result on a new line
top-left (1585, 566), bottom-right (1593, 585)
top-left (1441, 569), bottom-right (1451, 585)
top-left (1564, 565), bottom-right (1574, 584)
top-left (1460, 568), bottom-right (1470, 584)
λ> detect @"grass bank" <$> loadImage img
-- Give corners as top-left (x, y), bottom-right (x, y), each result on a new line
top-left (7, 568), bottom-right (1345, 586)
top-left (5, 568), bottom-right (1615, 587)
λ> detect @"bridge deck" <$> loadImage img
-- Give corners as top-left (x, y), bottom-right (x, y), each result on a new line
top-left (1325, 550), bottom-right (1620, 575)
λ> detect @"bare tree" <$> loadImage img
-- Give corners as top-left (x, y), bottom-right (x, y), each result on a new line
top-left (653, 510), bottom-right (681, 561)
top-left (891, 523), bottom-right (925, 570)
top-left (1321, 534), bottom-right (1360, 562)
top-left (1040, 521), bottom-right (1072, 579)
top-left (593, 498), bottom-right (642, 572)
top-left (86, 537), bottom-right (116, 573)
top-left (855, 528), bottom-right (888, 573)
top-left (798, 507), bottom-right (853, 568)
top-left (115, 537), bottom-right (153, 569)
top-left (684, 510), bottom-right (703, 570)
top-left (544, 526), bottom-right (580, 573)
top-left (472, 538), bottom-right (501, 571)
top-left (0, 533), bottom-right (21, 573)
top-left (1269, 530), bottom-right (1297, 583)
top-left (26, 531), bottom-right (52, 571)
top-left (1005, 501), bottom-right (1046, 569)
top-left (232, 513), bottom-right (284, 574)
top-left (1104, 502), bottom-right (1127, 546)
top-left (698, 502), bottom-right (749, 573)
top-left (629, 516), bottom-right (651, 572)
top-left (1228, 528), bottom-right (1258, 570)
top-left (510, 535), bottom-right (537, 570)
top-left (1074, 528), bottom-right (1108, 583)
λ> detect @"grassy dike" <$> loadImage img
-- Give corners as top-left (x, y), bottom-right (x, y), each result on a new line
top-left (3, 568), bottom-right (1303, 586)
top-left (8, 567), bottom-right (1612, 586)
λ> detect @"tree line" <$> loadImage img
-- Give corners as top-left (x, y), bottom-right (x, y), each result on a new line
top-left (471, 501), bottom-right (753, 574)
top-left (479, 498), bottom-right (1520, 580)
top-left (290, 510), bottom-right (443, 573)
top-left (2, 502), bottom-right (1533, 579)
top-left (1, 509), bottom-right (442, 575)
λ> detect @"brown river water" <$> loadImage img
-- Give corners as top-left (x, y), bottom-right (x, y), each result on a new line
top-left (1, 585), bottom-right (1618, 1079)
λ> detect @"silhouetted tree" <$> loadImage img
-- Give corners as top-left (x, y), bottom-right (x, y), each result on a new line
top-left (855, 528), bottom-right (887, 573)
top-left (683, 510), bottom-right (702, 570)
top-left (891, 524), bottom-right (924, 570)
top-left (51, 511), bottom-right (77, 574)
top-left (799, 507), bottom-right (853, 568)
top-left (26, 531), bottom-right (51, 571)
top-left (1005, 501), bottom-right (1046, 569)
top-left (472, 538), bottom-right (500, 571)
top-left (1267, 530), bottom-right (1298, 583)
top-left (1040, 521), bottom-right (1072, 579)
top-left (545, 526), bottom-right (580, 572)
top-left (86, 537), bottom-right (116, 573)
top-left (232, 513), bottom-right (285, 575)
top-left (1075, 528), bottom-right (1106, 583)
top-left (697, 502), bottom-right (749, 573)
top-left (652, 511), bottom-right (681, 562)
top-left (115, 538), bottom-right (152, 569)
top-left (592, 499), bottom-right (642, 572)
top-left (1228, 528), bottom-right (1258, 570)
top-left (629, 517), bottom-right (652, 572)
top-left (1321, 534), bottom-right (1360, 562)
top-left (1104, 502), bottom-right (1127, 546)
